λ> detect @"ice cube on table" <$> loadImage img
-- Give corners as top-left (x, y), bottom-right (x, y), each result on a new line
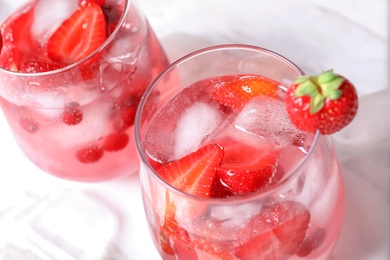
top-left (0, 190), bottom-right (119, 260)
top-left (173, 102), bottom-right (223, 160)
top-left (234, 96), bottom-right (303, 147)
top-left (31, 0), bottom-right (79, 44)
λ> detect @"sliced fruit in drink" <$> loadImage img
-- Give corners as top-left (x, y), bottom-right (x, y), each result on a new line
top-left (158, 144), bottom-right (224, 198)
top-left (212, 76), bottom-right (280, 110)
top-left (217, 137), bottom-right (280, 195)
top-left (0, 4), bottom-right (36, 71)
top-left (235, 201), bottom-right (310, 259)
top-left (157, 144), bottom-right (224, 255)
top-left (47, 3), bottom-right (107, 64)
top-left (263, 201), bottom-right (311, 254)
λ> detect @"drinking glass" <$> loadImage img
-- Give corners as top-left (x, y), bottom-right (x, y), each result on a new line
top-left (0, 0), bottom-right (168, 182)
top-left (136, 44), bottom-right (345, 259)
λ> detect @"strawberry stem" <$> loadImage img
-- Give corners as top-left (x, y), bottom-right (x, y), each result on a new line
top-left (293, 70), bottom-right (345, 114)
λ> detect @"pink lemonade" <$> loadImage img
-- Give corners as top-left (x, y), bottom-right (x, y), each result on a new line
top-left (137, 46), bottom-right (345, 260)
top-left (0, 0), bottom-right (168, 181)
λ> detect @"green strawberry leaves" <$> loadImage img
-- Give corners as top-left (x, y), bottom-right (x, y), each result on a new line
top-left (293, 70), bottom-right (345, 114)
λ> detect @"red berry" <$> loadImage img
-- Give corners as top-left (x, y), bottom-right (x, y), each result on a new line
top-left (76, 145), bottom-right (104, 163)
top-left (47, 3), bottom-right (107, 64)
top-left (120, 107), bottom-right (137, 127)
top-left (212, 76), bottom-right (280, 110)
top-left (19, 117), bottom-right (39, 133)
top-left (285, 70), bottom-right (358, 135)
top-left (61, 103), bottom-right (83, 125)
top-left (102, 132), bottom-right (129, 152)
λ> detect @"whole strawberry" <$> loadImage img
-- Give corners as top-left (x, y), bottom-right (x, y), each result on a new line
top-left (285, 70), bottom-right (358, 135)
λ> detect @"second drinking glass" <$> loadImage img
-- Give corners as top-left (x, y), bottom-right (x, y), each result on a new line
top-left (136, 44), bottom-right (345, 259)
top-left (0, 0), bottom-right (168, 181)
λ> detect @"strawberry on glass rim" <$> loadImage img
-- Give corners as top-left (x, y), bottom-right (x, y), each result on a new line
top-left (285, 70), bottom-right (358, 135)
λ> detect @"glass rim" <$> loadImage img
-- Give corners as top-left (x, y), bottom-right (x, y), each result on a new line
top-left (135, 43), bottom-right (321, 204)
top-left (0, 0), bottom-right (131, 77)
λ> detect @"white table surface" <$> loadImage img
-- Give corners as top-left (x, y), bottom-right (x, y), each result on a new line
top-left (0, 0), bottom-right (389, 259)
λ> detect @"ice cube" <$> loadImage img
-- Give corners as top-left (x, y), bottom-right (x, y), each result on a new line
top-left (31, 0), bottom-right (79, 44)
top-left (49, 101), bottom-right (111, 148)
top-left (173, 102), bottom-right (223, 160)
top-left (28, 91), bottom-right (66, 118)
top-left (105, 37), bottom-right (139, 65)
top-left (234, 96), bottom-right (303, 147)
top-left (208, 202), bottom-right (262, 229)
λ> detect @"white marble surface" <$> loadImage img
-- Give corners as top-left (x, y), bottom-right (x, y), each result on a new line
top-left (0, 0), bottom-right (389, 259)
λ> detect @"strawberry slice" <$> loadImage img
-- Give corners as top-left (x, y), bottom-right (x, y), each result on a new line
top-left (47, 3), bottom-right (107, 65)
top-left (158, 144), bottom-right (224, 197)
top-left (234, 209), bottom-right (276, 260)
top-left (159, 194), bottom-right (191, 256)
top-left (262, 201), bottom-right (311, 254)
top-left (157, 144), bottom-right (224, 256)
top-left (212, 76), bottom-right (280, 110)
top-left (0, 4), bottom-right (37, 71)
top-left (235, 201), bottom-right (310, 259)
top-left (217, 137), bottom-right (280, 195)
top-left (296, 228), bottom-right (325, 257)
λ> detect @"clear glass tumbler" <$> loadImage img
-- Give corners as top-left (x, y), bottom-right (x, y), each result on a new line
top-left (0, 0), bottom-right (169, 182)
top-left (136, 44), bottom-right (345, 259)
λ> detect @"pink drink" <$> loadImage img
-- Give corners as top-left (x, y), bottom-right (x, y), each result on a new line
top-left (0, 0), bottom-right (168, 181)
top-left (136, 45), bottom-right (345, 259)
